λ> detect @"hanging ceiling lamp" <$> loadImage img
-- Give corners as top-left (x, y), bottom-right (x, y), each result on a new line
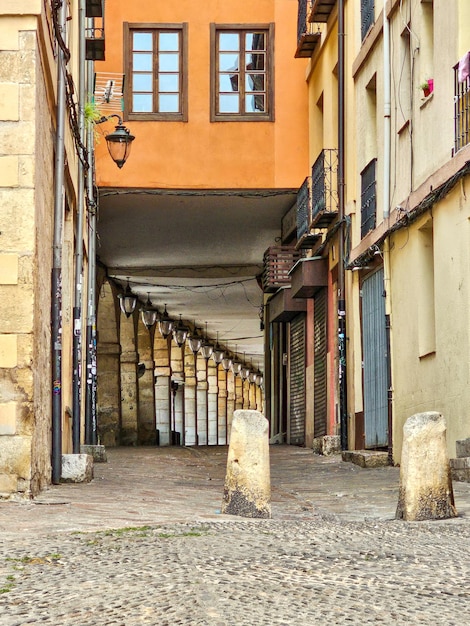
top-left (117, 279), bottom-right (138, 318)
top-left (221, 352), bottom-right (233, 372)
top-left (231, 346), bottom-right (242, 376)
top-left (249, 369), bottom-right (258, 384)
top-left (173, 314), bottom-right (189, 348)
top-left (240, 353), bottom-right (250, 380)
top-left (212, 332), bottom-right (225, 365)
top-left (140, 293), bottom-right (159, 330)
top-left (200, 322), bottom-right (214, 360)
top-left (188, 324), bottom-right (202, 354)
top-left (255, 371), bottom-right (264, 387)
top-left (158, 304), bottom-right (174, 339)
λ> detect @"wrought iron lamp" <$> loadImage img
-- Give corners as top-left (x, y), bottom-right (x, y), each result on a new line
top-left (200, 322), bottom-right (214, 360)
top-left (96, 114), bottom-right (135, 168)
top-left (158, 304), bottom-right (174, 339)
top-left (140, 293), bottom-right (158, 330)
top-left (173, 315), bottom-right (189, 348)
top-left (117, 279), bottom-right (137, 318)
top-left (188, 325), bottom-right (203, 354)
top-left (212, 333), bottom-right (225, 365)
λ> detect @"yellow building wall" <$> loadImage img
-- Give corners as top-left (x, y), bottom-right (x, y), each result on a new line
top-left (390, 185), bottom-right (470, 460)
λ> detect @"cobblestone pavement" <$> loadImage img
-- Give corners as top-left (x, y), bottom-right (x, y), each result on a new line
top-left (1, 446), bottom-right (470, 625)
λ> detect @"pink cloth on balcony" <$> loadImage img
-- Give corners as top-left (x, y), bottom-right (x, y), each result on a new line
top-left (458, 51), bottom-right (470, 82)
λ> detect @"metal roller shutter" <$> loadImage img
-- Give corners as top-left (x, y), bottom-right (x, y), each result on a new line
top-left (289, 314), bottom-right (306, 445)
top-left (362, 269), bottom-right (388, 448)
top-left (314, 288), bottom-right (327, 437)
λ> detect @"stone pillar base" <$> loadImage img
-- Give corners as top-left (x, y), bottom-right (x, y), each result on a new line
top-left (222, 410), bottom-right (271, 519)
top-left (396, 412), bottom-right (457, 521)
top-left (61, 454), bottom-right (94, 483)
top-left (80, 445), bottom-right (107, 463)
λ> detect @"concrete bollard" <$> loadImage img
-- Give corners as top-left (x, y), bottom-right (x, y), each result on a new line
top-left (221, 409), bottom-right (271, 519)
top-left (396, 411), bottom-right (457, 521)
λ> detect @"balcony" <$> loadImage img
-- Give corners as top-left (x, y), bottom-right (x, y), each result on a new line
top-left (296, 176), bottom-right (322, 250)
top-left (289, 257), bottom-right (328, 299)
top-left (309, 0), bottom-right (336, 23)
top-left (262, 246), bottom-right (303, 293)
top-left (454, 59), bottom-right (470, 154)
top-left (310, 148), bottom-right (339, 228)
top-left (267, 287), bottom-right (307, 324)
top-left (295, 0), bottom-right (321, 58)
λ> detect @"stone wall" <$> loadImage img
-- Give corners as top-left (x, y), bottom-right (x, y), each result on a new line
top-left (0, 17), bottom-right (52, 498)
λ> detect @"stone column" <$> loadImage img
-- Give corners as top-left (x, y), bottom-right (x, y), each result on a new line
top-left (396, 411), bottom-right (457, 521)
top-left (207, 359), bottom-right (218, 445)
top-left (120, 315), bottom-right (139, 446)
top-left (97, 281), bottom-right (121, 448)
top-left (154, 335), bottom-right (171, 446)
top-left (137, 323), bottom-right (157, 445)
top-left (222, 409), bottom-right (271, 518)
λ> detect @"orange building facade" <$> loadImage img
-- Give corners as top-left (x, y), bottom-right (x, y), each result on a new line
top-left (93, 1), bottom-right (310, 448)
top-left (96, 0), bottom-right (309, 190)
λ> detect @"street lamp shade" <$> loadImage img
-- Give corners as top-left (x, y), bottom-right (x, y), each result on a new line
top-left (117, 280), bottom-right (137, 318)
top-left (188, 326), bottom-right (203, 354)
top-left (173, 315), bottom-right (189, 348)
top-left (221, 354), bottom-right (233, 372)
top-left (140, 294), bottom-right (158, 329)
top-left (158, 304), bottom-right (174, 339)
top-left (105, 121), bottom-right (135, 168)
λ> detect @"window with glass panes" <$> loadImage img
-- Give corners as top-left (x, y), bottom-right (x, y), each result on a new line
top-left (211, 24), bottom-right (274, 121)
top-left (125, 24), bottom-right (187, 121)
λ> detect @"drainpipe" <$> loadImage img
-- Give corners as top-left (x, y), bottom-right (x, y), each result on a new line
top-left (72, 0), bottom-right (87, 453)
top-left (338, 0), bottom-right (348, 450)
top-left (51, 0), bottom-right (67, 484)
top-left (84, 55), bottom-right (98, 445)
top-left (383, 0), bottom-right (391, 221)
top-left (383, 0), bottom-right (393, 462)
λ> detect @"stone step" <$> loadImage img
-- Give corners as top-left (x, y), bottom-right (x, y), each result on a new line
top-left (456, 438), bottom-right (470, 458)
top-left (342, 450), bottom-right (390, 468)
top-left (450, 456), bottom-right (470, 482)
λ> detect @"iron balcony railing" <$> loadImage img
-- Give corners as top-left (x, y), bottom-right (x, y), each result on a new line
top-left (311, 148), bottom-right (339, 227)
top-left (262, 246), bottom-right (303, 293)
top-left (454, 61), bottom-right (470, 154)
top-left (296, 176), bottom-right (312, 240)
top-left (360, 0), bottom-right (374, 41)
top-left (295, 0), bottom-right (321, 58)
top-left (360, 159), bottom-right (377, 239)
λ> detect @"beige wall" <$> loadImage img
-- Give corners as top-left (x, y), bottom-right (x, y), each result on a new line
top-left (349, 0), bottom-right (470, 461)
top-left (390, 186), bottom-right (470, 460)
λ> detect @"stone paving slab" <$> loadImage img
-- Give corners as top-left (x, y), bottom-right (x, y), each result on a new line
top-left (1, 446), bottom-right (470, 625)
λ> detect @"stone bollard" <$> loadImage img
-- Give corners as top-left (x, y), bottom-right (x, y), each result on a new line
top-left (396, 412), bottom-right (457, 521)
top-left (221, 409), bottom-right (271, 519)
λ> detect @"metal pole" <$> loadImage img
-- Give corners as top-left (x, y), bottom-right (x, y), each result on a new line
top-left (194, 352), bottom-right (198, 445)
top-left (205, 358), bottom-right (209, 444)
top-left (338, 0), bottom-right (348, 451)
top-left (181, 345), bottom-right (186, 446)
top-left (225, 369), bottom-right (228, 445)
top-left (84, 55), bottom-right (97, 445)
top-left (51, 0), bottom-right (68, 484)
top-left (72, 0), bottom-right (87, 453)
